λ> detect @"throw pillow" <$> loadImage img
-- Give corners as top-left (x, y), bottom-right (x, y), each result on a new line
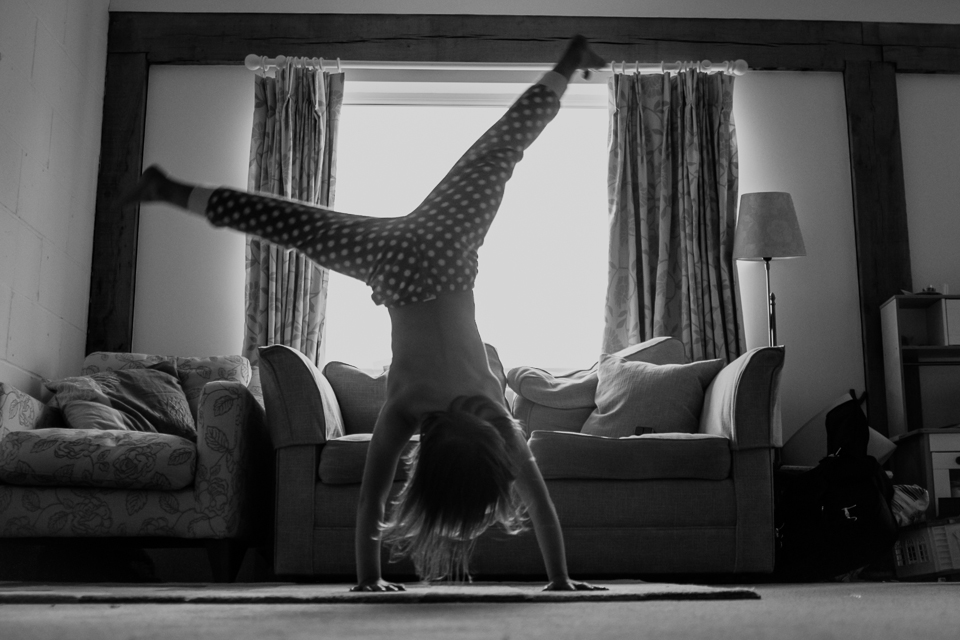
top-left (0, 383), bottom-right (45, 437)
top-left (323, 363), bottom-right (387, 435)
top-left (506, 336), bottom-right (688, 409)
top-left (44, 362), bottom-right (196, 441)
top-left (580, 354), bottom-right (725, 437)
top-left (323, 344), bottom-right (509, 435)
top-left (62, 400), bottom-right (130, 431)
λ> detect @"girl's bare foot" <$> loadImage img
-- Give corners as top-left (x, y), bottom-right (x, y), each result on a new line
top-left (554, 35), bottom-right (607, 80)
top-left (120, 165), bottom-right (192, 210)
top-left (572, 35), bottom-right (606, 71)
top-left (120, 165), bottom-right (167, 206)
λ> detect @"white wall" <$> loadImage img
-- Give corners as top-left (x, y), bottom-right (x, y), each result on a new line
top-left (898, 74), bottom-right (960, 294)
top-left (135, 66), bottom-right (251, 356)
top-left (0, 0), bottom-right (109, 396)
top-left (735, 72), bottom-right (864, 441)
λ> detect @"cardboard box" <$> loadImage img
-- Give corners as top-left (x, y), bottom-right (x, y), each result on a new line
top-left (894, 517), bottom-right (960, 579)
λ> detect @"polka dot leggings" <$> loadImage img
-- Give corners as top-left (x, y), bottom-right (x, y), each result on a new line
top-left (204, 82), bottom-right (561, 307)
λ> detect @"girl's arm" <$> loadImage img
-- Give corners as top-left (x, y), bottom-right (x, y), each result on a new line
top-left (352, 407), bottom-right (416, 591)
top-left (508, 434), bottom-right (606, 591)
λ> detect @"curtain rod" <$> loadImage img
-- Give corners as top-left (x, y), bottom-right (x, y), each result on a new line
top-left (243, 55), bottom-right (749, 76)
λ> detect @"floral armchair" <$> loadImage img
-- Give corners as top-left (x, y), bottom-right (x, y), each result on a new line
top-left (0, 352), bottom-right (270, 582)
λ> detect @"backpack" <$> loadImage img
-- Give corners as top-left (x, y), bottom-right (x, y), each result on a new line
top-left (774, 390), bottom-right (899, 581)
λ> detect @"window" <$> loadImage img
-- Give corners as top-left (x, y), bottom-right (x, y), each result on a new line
top-left (324, 79), bottom-right (609, 372)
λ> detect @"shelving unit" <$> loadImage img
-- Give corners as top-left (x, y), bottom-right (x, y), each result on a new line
top-left (881, 295), bottom-right (960, 438)
top-left (883, 295), bottom-right (960, 519)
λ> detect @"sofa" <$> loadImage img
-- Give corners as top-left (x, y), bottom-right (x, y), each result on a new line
top-left (258, 338), bottom-right (785, 580)
top-left (0, 352), bottom-right (270, 581)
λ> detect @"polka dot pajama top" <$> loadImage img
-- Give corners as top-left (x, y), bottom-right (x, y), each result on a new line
top-left (190, 74), bottom-right (565, 308)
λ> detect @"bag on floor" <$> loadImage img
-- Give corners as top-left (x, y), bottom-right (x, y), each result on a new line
top-left (775, 390), bottom-right (899, 580)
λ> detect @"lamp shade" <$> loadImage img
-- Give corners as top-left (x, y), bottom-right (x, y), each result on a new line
top-left (733, 192), bottom-right (806, 260)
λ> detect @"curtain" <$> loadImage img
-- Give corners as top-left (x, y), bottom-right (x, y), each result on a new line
top-left (603, 70), bottom-right (744, 363)
top-left (244, 65), bottom-right (344, 367)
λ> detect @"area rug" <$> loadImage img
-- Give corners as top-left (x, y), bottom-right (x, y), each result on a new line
top-left (0, 581), bottom-right (758, 604)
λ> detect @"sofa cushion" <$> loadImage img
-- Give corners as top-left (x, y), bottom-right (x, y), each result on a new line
top-left (529, 430), bottom-right (730, 480)
top-left (81, 353), bottom-right (252, 424)
top-left (512, 402), bottom-right (596, 437)
top-left (508, 365), bottom-right (598, 410)
top-left (0, 428), bottom-right (196, 490)
top-left (44, 362), bottom-right (196, 441)
top-left (507, 336), bottom-right (688, 410)
top-left (319, 434), bottom-right (419, 484)
top-left (322, 363), bottom-right (387, 435)
top-left (61, 400), bottom-right (130, 431)
top-left (0, 383), bottom-right (45, 438)
top-left (324, 344), bottom-right (508, 435)
top-left (581, 355), bottom-right (724, 437)
top-left (82, 352), bottom-right (174, 376)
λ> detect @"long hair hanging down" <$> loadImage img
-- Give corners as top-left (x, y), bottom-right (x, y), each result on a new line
top-left (380, 395), bottom-right (528, 582)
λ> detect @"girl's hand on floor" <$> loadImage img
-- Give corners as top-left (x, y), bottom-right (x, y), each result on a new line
top-left (350, 579), bottom-right (406, 592)
top-left (543, 579), bottom-right (608, 591)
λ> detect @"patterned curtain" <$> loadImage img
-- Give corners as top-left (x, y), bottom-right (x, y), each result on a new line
top-left (245, 64), bottom-right (344, 367)
top-left (603, 70), bottom-right (745, 363)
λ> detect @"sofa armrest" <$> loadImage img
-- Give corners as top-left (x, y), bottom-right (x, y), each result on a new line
top-left (700, 347), bottom-right (784, 573)
top-left (191, 380), bottom-right (269, 539)
top-left (700, 346), bottom-right (785, 450)
top-left (258, 345), bottom-right (344, 449)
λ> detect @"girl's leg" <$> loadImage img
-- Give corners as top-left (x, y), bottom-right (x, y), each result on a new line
top-left (201, 187), bottom-right (385, 284)
top-left (410, 35), bottom-right (605, 240)
top-left (125, 167), bottom-right (384, 285)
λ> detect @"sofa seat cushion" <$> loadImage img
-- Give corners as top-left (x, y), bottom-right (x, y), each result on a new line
top-left (319, 434), bottom-right (420, 485)
top-left (0, 428), bottom-right (196, 490)
top-left (528, 430), bottom-right (730, 480)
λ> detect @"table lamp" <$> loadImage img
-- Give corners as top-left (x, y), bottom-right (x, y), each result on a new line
top-left (733, 192), bottom-right (806, 347)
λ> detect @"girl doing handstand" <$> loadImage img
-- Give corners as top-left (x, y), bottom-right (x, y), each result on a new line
top-left (125, 36), bottom-right (606, 592)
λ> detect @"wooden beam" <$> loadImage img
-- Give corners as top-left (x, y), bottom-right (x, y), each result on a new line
top-left (85, 52), bottom-right (148, 354)
top-left (844, 61), bottom-right (912, 435)
top-left (106, 13), bottom-right (874, 71)
top-left (866, 23), bottom-right (960, 72)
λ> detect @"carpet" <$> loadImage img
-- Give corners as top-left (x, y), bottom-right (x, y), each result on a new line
top-left (0, 581), bottom-right (759, 604)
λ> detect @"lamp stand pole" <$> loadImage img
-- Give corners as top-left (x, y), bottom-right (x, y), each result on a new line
top-left (764, 257), bottom-right (777, 347)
